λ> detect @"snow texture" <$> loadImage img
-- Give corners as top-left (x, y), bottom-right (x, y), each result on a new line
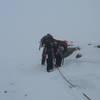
top-left (0, 0), bottom-right (100, 100)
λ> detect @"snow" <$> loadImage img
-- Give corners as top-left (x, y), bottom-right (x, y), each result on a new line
top-left (0, 0), bottom-right (100, 100)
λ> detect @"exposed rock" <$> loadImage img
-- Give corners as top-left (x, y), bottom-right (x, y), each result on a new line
top-left (76, 53), bottom-right (82, 58)
top-left (88, 43), bottom-right (92, 46)
top-left (4, 91), bottom-right (7, 93)
top-left (97, 45), bottom-right (100, 48)
top-left (24, 94), bottom-right (28, 96)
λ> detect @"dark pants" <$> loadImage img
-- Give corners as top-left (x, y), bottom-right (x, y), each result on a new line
top-left (46, 46), bottom-right (54, 72)
top-left (47, 57), bottom-right (53, 72)
top-left (56, 54), bottom-right (62, 67)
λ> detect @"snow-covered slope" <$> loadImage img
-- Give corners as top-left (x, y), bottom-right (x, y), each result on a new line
top-left (0, 0), bottom-right (100, 100)
top-left (0, 40), bottom-right (100, 100)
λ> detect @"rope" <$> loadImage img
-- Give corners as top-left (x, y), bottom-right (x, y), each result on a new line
top-left (82, 93), bottom-right (91, 100)
top-left (57, 68), bottom-right (75, 88)
top-left (57, 68), bottom-right (91, 100)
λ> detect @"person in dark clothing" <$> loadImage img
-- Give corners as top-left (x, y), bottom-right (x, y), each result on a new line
top-left (40, 34), bottom-right (55, 65)
top-left (46, 43), bottom-right (54, 72)
top-left (39, 33), bottom-right (68, 71)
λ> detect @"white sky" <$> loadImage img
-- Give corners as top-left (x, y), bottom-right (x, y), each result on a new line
top-left (0, 0), bottom-right (100, 34)
top-left (0, 0), bottom-right (100, 58)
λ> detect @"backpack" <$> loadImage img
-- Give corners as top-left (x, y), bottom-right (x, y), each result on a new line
top-left (55, 40), bottom-right (68, 51)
